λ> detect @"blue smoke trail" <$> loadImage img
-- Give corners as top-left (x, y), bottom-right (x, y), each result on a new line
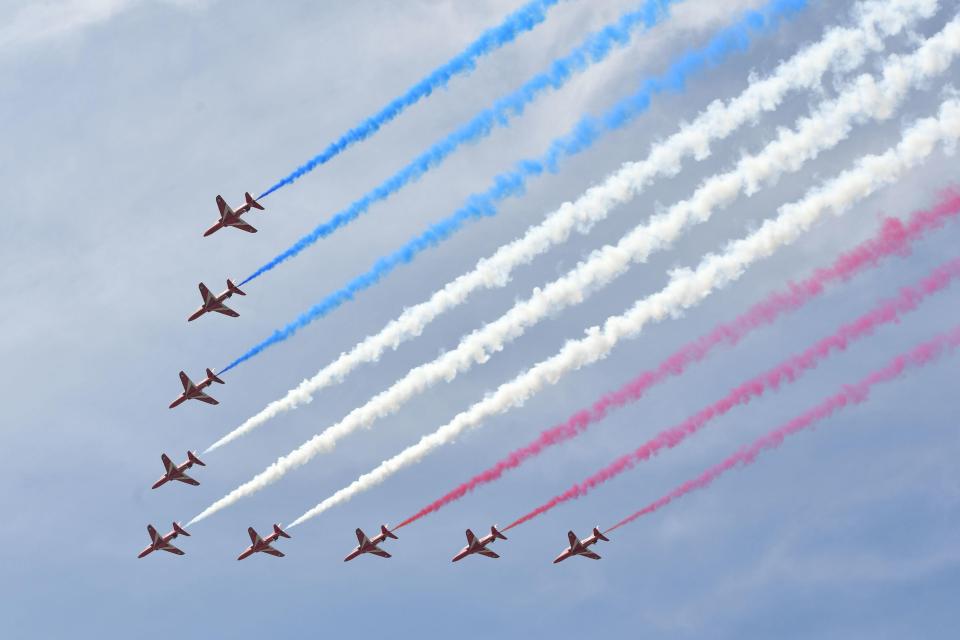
top-left (221, 0), bottom-right (807, 374)
top-left (244, 0), bottom-right (681, 284)
top-left (258, 0), bottom-right (561, 199)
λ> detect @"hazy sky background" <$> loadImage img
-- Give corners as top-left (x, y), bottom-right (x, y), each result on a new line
top-left (2, 0), bottom-right (958, 637)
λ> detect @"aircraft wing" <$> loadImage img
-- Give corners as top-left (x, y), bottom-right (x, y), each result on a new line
top-left (260, 545), bottom-right (285, 558)
top-left (174, 473), bottom-right (200, 486)
top-left (216, 195), bottom-right (231, 219)
top-left (193, 391), bottom-right (219, 405)
top-left (210, 301), bottom-right (239, 318)
top-left (199, 283), bottom-right (216, 304)
top-left (160, 543), bottom-right (185, 556)
top-left (161, 454), bottom-right (176, 475)
top-left (567, 531), bottom-right (578, 547)
top-left (355, 529), bottom-right (370, 546)
top-left (368, 548), bottom-right (391, 559)
top-left (465, 529), bottom-right (478, 546)
top-left (578, 550), bottom-right (601, 560)
top-left (248, 528), bottom-right (263, 545)
top-left (230, 220), bottom-right (258, 234)
top-left (147, 525), bottom-right (160, 544)
top-left (477, 548), bottom-right (499, 559)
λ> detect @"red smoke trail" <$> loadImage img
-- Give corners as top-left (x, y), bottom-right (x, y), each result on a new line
top-left (393, 189), bottom-right (960, 530)
top-left (605, 324), bottom-right (960, 533)
top-left (505, 259), bottom-right (960, 530)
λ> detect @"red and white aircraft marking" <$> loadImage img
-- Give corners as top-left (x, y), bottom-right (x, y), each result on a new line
top-left (344, 525), bottom-right (398, 562)
top-left (204, 192), bottom-right (264, 237)
top-left (237, 524), bottom-right (291, 560)
top-left (552, 528), bottom-right (609, 564)
top-left (451, 525), bottom-right (507, 562)
top-left (152, 451), bottom-right (206, 490)
top-left (188, 280), bottom-right (245, 322)
top-left (169, 368), bottom-right (224, 408)
top-left (138, 522), bottom-right (190, 558)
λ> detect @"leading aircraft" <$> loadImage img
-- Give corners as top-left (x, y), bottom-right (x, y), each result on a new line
top-left (138, 522), bottom-right (190, 558)
top-left (187, 279), bottom-right (246, 322)
top-left (169, 368), bottom-right (224, 408)
top-left (451, 525), bottom-right (507, 562)
top-left (204, 192), bottom-right (265, 237)
top-left (151, 451), bottom-right (206, 490)
top-left (344, 525), bottom-right (398, 562)
top-left (552, 527), bottom-right (610, 563)
top-left (237, 524), bottom-right (291, 560)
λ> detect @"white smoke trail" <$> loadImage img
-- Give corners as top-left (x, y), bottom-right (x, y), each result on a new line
top-left (285, 96), bottom-right (960, 527)
top-left (206, 0), bottom-right (937, 454)
top-left (188, 26), bottom-right (959, 527)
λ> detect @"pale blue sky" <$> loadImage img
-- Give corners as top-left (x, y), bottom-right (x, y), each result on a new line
top-left (2, 1), bottom-right (958, 638)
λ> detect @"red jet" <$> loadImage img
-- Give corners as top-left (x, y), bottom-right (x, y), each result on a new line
top-left (151, 451), bottom-right (206, 489)
top-left (553, 528), bottom-right (610, 563)
top-left (451, 525), bottom-right (507, 562)
top-left (204, 192), bottom-right (264, 237)
top-left (138, 522), bottom-right (190, 558)
top-left (187, 280), bottom-right (246, 322)
top-left (344, 525), bottom-right (398, 562)
top-left (237, 524), bottom-right (291, 560)
top-left (169, 368), bottom-right (224, 408)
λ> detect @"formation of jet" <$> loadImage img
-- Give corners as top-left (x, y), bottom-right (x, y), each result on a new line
top-left (237, 524), bottom-right (291, 560)
top-left (553, 527), bottom-right (610, 563)
top-left (451, 525), bottom-right (507, 562)
top-left (344, 525), bottom-right (398, 562)
top-left (169, 368), bottom-right (224, 408)
top-left (188, 280), bottom-right (246, 322)
top-left (152, 451), bottom-right (206, 490)
top-left (204, 192), bottom-right (264, 237)
top-left (138, 522), bottom-right (190, 558)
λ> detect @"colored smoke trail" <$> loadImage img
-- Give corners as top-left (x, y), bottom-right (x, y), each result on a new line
top-left (197, 30), bottom-right (959, 519)
top-left (394, 189), bottom-right (960, 529)
top-left (504, 258), bottom-right (960, 530)
top-left (222, 0), bottom-right (807, 373)
top-left (276, 99), bottom-right (960, 529)
top-left (206, 0), bottom-right (934, 454)
top-left (605, 324), bottom-right (960, 533)
top-left (246, 0), bottom-right (678, 277)
top-left (257, 0), bottom-right (563, 198)
top-left (216, 19), bottom-right (959, 472)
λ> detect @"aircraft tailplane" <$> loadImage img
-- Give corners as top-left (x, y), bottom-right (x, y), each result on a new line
top-left (245, 192), bottom-right (264, 211)
top-left (206, 368), bottom-right (225, 385)
top-left (593, 527), bottom-right (609, 542)
top-left (172, 522), bottom-right (190, 537)
top-left (380, 525), bottom-right (398, 540)
top-left (227, 279), bottom-right (246, 296)
top-left (490, 525), bottom-right (507, 541)
top-left (273, 524), bottom-right (291, 539)
top-left (187, 451), bottom-right (206, 467)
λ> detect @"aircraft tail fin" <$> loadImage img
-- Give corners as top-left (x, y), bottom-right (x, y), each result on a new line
top-left (380, 525), bottom-right (398, 540)
top-left (273, 524), bottom-right (291, 539)
top-left (226, 279), bottom-right (246, 296)
top-left (490, 525), bottom-right (507, 541)
top-left (206, 368), bottom-right (225, 385)
top-left (593, 527), bottom-right (609, 542)
top-left (245, 192), bottom-right (264, 211)
top-left (172, 522), bottom-right (190, 537)
top-left (187, 451), bottom-right (206, 467)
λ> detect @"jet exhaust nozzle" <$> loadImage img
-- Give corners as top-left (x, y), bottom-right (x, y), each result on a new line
top-left (187, 451), bottom-right (206, 467)
top-left (172, 522), bottom-right (190, 537)
top-left (273, 524), bottom-right (291, 539)
top-left (206, 368), bottom-right (225, 385)
top-left (245, 192), bottom-right (264, 211)
top-left (593, 527), bottom-right (610, 542)
top-left (226, 279), bottom-right (246, 296)
top-left (490, 525), bottom-right (507, 541)
top-left (381, 525), bottom-right (398, 540)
